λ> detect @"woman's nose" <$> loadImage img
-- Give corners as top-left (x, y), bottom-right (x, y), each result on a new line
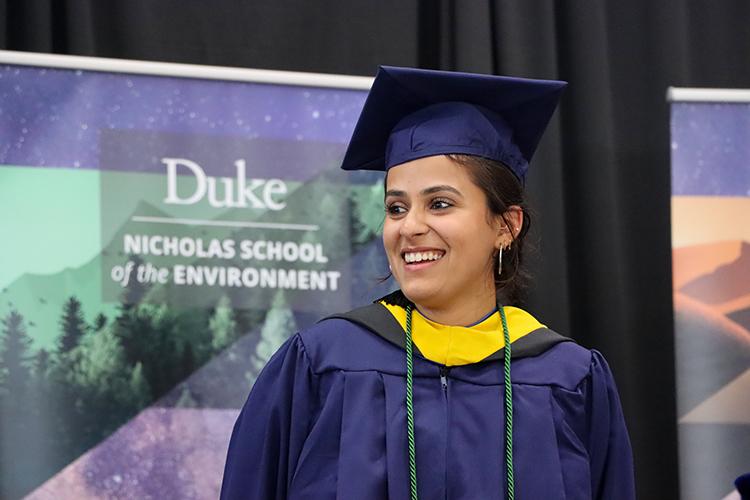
top-left (400, 209), bottom-right (429, 237)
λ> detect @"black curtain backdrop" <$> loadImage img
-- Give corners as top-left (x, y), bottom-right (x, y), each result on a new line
top-left (4, 1), bottom-right (750, 498)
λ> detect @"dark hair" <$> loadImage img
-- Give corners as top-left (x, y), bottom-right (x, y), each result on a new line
top-left (381, 154), bottom-right (532, 307)
top-left (449, 154), bottom-right (532, 305)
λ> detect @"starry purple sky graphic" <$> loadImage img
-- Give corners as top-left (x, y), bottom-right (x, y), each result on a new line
top-left (0, 64), bottom-right (367, 172)
top-left (671, 102), bottom-right (750, 197)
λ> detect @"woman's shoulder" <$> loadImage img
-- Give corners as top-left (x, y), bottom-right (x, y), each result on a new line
top-left (294, 303), bottom-right (406, 374)
top-left (511, 329), bottom-right (609, 391)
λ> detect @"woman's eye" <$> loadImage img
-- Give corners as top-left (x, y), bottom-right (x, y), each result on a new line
top-left (386, 204), bottom-right (406, 215)
top-left (431, 199), bottom-right (452, 210)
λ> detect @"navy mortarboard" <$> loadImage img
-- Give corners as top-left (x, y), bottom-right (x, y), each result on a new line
top-left (340, 65), bottom-right (567, 183)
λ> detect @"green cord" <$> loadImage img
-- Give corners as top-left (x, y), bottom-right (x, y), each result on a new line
top-left (499, 305), bottom-right (515, 499)
top-left (404, 304), bottom-right (514, 499)
top-left (405, 304), bottom-right (418, 500)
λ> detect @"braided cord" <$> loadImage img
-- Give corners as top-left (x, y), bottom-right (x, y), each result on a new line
top-left (404, 304), bottom-right (513, 499)
top-left (405, 304), bottom-right (419, 500)
top-left (499, 306), bottom-right (515, 499)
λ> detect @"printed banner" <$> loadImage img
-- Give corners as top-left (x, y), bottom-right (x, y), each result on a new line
top-left (0, 56), bottom-right (390, 499)
top-left (670, 98), bottom-right (750, 500)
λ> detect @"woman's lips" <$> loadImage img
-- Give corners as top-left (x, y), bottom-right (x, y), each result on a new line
top-left (401, 249), bottom-right (445, 271)
top-left (401, 249), bottom-right (445, 262)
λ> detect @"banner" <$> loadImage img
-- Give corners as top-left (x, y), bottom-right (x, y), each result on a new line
top-left (669, 89), bottom-right (750, 500)
top-left (0, 51), bottom-right (390, 499)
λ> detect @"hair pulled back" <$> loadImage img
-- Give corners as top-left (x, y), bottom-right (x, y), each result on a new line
top-left (448, 154), bottom-right (531, 306)
top-left (381, 154), bottom-right (532, 308)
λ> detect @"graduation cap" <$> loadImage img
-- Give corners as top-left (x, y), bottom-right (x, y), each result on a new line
top-left (341, 65), bottom-right (567, 183)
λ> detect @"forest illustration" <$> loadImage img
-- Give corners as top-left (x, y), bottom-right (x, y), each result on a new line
top-left (0, 177), bottom-right (387, 499)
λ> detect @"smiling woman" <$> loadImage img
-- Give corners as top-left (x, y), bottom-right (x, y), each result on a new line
top-left (220, 66), bottom-right (635, 500)
top-left (383, 155), bottom-right (514, 325)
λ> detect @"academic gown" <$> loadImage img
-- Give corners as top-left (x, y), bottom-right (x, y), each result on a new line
top-left (220, 302), bottom-right (635, 500)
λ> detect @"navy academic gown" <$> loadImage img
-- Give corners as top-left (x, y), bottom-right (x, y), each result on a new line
top-left (221, 304), bottom-right (635, 499)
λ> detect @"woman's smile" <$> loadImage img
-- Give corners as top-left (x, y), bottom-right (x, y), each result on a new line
top-left (401, 247), bottom-right (446, 269)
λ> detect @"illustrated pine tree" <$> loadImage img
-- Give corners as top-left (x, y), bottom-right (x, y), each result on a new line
top-left (350, 180), bottom-right (385, 247)
top-left (58, 296), bottom-right (88, 353)
top-left (0, 309), bottom-right (33, 396)
top-left (34, 349), bottom-right (50, 379)
top-left (28, 348), bottom-right (52, 427)
top-left (59, 325), bottom-right (152, 441)
top-left (317, 191), bottom-right (350, 261)
top-left (226, 286), bottom-right (266, 337)
top-left (251, 290), bottom-right (297, 375)
top-left (123, 303), bottom-right (181, 398)
top-left (128, 362), bottom-right (151, 410)
top-left (0, 310), bottom-right (44, 500)
top-left (114, 298), bottom-right (210, 406)
top-left (114, 254), bottom-right (151, 365)
top-left (32, 349), bottom-right (52, 406)
top-left (175, 384), bottom-right (199, 408)
top-left (210, 294), bottom-right (238, 352)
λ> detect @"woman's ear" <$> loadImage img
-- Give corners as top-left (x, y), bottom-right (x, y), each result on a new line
top-left (505, 205), bottom-right (524, 239)
top-left (495, 206), bottom-right (523, 249)
top-left (494, 215), bottom-right (512, 250)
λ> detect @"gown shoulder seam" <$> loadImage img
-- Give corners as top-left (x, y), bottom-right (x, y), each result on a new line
top-left (289, 332), bottom-right (322, 379)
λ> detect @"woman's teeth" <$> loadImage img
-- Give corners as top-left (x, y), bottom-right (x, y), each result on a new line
top-left (404, 251), bottom-right (444, 263)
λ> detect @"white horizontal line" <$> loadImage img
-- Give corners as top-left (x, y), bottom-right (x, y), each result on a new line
top-left (0, 50), bottom-right (373, 90)
top-left (131, 216), bottom-right (319, 231)
top-left (667, 87), bottom-right (750, 103)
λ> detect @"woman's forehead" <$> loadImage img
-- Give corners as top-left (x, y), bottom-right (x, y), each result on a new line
top-left (385, 155), bottom-right (473, 192)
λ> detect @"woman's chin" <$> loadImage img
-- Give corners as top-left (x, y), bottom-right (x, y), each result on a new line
top-left (400, 284), bottom-right (445, 309)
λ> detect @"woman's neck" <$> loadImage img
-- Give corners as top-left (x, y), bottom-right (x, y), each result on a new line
top-left (413, 290), bottom-right (497, 327)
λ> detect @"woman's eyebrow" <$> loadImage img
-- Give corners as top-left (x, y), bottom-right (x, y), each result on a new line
top-left (421, 185), bottom-right (462, 197)
top-left (385, 185), bottom-right (463, 198)
top-left (385, 189), bottom-right (407, 198)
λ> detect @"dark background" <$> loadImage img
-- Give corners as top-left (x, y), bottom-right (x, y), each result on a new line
top-left (3, 1), bottom-right (750, 498)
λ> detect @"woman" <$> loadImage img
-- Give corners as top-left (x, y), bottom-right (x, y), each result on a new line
top-left (221, 66), bottom-right (635, 499)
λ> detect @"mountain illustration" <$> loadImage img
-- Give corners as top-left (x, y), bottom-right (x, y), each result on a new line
top-left (673, 292), bottom-right (750, 416)
top-left (672, 239), bottom-right (750, 500)
top-left (0, 199), bottom-right (173, 351)
top-left (671, 240), bottom-right (750, 417)
top-left (677, 241), bottom-right (750, 313)
top-left (729, 306), bottom-right (750, 333)
top-left (673, 240), bottom-right (745, 290)
top-left (680, 368), bottom-right (750, 424)
top-left (0, 255), bottom-right (114, 351)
